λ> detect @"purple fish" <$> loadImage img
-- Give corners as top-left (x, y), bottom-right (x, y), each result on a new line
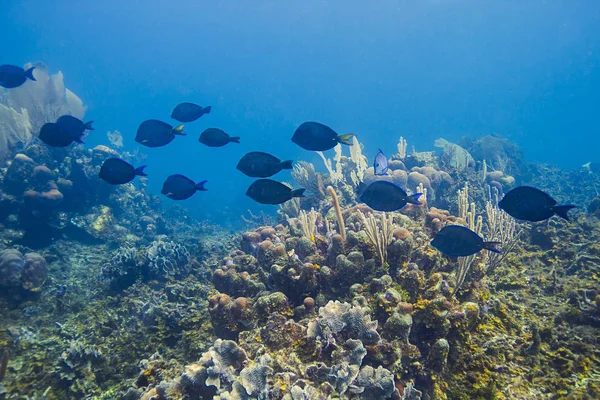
top-left (374, 149), bottom-right (389, 176)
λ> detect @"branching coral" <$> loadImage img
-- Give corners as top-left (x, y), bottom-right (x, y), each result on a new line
top-left (327, 186), bottom-right (346, 242)
top-left (397, 136), bottom-right (408, 159)
top-left (483, 185), bottom-right (521, 275)
top-left (296, 208), bottom-right (320, 240)
top-left (453, 183), bottom-right (483, 297)
top-left (357, 210), bottom-right (393, 266)
top-left (317, 148), bottom-right (344, 184)
top-left (292, 161), bottom-right (325, 198)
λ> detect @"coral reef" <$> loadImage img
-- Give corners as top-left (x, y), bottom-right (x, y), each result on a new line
top-left (0, 68), bottom-right (598, 399)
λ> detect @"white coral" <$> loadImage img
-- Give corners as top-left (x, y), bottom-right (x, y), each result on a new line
top-left (0, 105), bottom-right (32, 162)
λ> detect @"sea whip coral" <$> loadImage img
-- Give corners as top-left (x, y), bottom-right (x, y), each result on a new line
top-left (327, 186), bottom-right (346, 242)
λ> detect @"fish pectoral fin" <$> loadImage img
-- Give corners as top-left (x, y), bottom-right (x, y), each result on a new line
top-left (483, 241), bottom-right (502, 253)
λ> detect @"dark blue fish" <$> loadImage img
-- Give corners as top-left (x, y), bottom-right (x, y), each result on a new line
top-left (161, 174), bottom-right (207, 200)
top-left (431, 225), bottom-right (500, 257)
top-left (374, 150), bottom-right (388, 175)
top-left (237, 152), bottom-right (293, 178)
top-left (292, 121), bottom-right (355, 151)
top-left (199, 128), bottom-right (240, 147)
top-left (99, 158), bottom-right (147, 185)
top-left (171, 102), bottom-right (211, 123)
top-left (0, 65), bottom-right (36, 89)
top-left (499, 186), bottom-right (576, 222)
top-left (56, 115), bottom-right (94, 138)
top-left (246, 179), bottom-right (305, 205)
top-left (360, 181), bottom-right (421, 212)
top-left (38, 123), bottom-right (81, 147)
top-left (135, 120), bottom-right (186, 148)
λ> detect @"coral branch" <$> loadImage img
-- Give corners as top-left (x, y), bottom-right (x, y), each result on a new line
top-left (327, 186), bottom-right (346, 242)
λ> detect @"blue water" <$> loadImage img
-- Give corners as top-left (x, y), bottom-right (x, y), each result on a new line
top-left (2, 1), bottom-right (599, 225)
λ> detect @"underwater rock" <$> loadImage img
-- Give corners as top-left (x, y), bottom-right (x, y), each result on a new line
top-left (209, 293), bottom-right (244, 338)
top-left (486, 169), bottom-right (515, 191)
top-left (20, 252), bottom-right (47, 291)
top-left (3, 153), bottom-right (35, 195)
top-left (407, 170), bottom-right (432, 193)
top-left (257, 238), bottom-right (288, 268)
top-left (383, 302), bottom-right (413, 343)
top-left (0, 249), bottom-right (24, 287)
top-left (395, 263), bottom-right (426, 302)
top-left (362, 166), bottom-right (408, 189)
top-left (334, 251), bottom-right (368, 288)
top-left (427, 338), bottom-right (449, 372)
top-left (209, 294), bottom-right (256, 338)
top-left (402, 151), bottom-right (437, 170)
top-left (213, 264), bottom-right (266, 298)
top-left (587, 196), bottom-right (600, 217)
top-left (269, 260), bottom-right (320, 305)
top-left (241, 231), bottom-right (262, 255)
top-left (387, 158), bottom-right (406, 171)
top-left (424, 207), bottom-right (459, 236)
top-left (463, 134), bottom-right (527, 177)
top-left (0, 249), bottom-right (47, 292)
top-left (253, 291), bottom-right (291, 321)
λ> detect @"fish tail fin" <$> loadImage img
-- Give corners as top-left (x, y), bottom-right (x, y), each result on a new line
top-left (280, 160), bottom-right (293, 170)
top-left (173, 124), bottom-right (186, 135)
top-left (553, 205), bottom-right (576, 221)
top-left (84, 121), bottom-right (94, 131)
top-left (483, 241), bottom-right (502, 254)
top-left (203, 106), bottom-right (212, 114)
top-left (24, 67), bottom-right (36, 81)
top-left (407, 193), bottom-right (423, 205)
top-left (337, 134), bottom-right (356, 146)
top-left (291, 188), bottom-right (306, 198)
top-left (134, 165), bottom-right (147, 177)
top-left (229, 136), bottom-right (241, 143)
top-left (195, 180), bottom-right (208, 191)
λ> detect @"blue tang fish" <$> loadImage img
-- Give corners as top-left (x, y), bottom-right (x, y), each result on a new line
top-left (99, 158), bottom-right (147, 185)
top-left (0, 64), bottom-right (36, 88)
top-left (171, 102), bottom-right (211, 123)
top-left (431, 225), bottom-right (500, 257)
top-left (292, 121), bottom-right (355, 151)
top-left (161, 175), bottom-right (207, 200)
top-left (360, 180), bottom-right (421, 212)
top-left (499, 186), bottom-right (576, 222)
